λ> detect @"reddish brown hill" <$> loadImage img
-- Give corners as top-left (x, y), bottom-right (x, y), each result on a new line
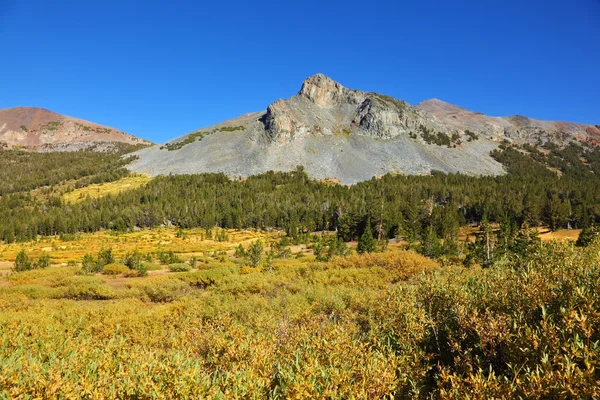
top-left (0, 107), bottom-right (151, 151)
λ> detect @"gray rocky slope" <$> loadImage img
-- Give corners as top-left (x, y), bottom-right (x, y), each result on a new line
top-left (129, 74), bottom-right (599, 184)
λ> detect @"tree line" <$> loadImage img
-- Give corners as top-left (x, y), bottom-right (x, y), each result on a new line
top-left (1, 141), bottom-right (600, 244)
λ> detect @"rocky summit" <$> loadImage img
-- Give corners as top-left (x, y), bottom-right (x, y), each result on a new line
top-left (129, 74), bottom-right (599, 184)
top-left (0, 107), bottom-right (151, 151)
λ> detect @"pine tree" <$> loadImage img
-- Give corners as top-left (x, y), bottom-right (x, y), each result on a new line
top-left (419, 224), bottom-right (440, 258)
top-left (576, 225), bottom-right (600, 247)
top-left (13, 249), bottom-right (31, 272)
top-left (81, 254), bottom-right (96, 274)
top-left (357, 219), bottom-right (376, 254)
top-left (246, 239), bottom-right (263, 267)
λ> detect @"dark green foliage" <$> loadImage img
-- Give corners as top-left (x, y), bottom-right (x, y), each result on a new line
top-left (158, 251), bottom-right (182, 265)
top-left (234, 244), bottom-right (247, 258)
top-left (418, 224), bottom-right (441, 258)
top-left (215, 229), bottom-right (229, 242)
top-left (81, 254), bottom-right (97, 274)
top-left (327, 236), bottom-right (349, 259)
top-left (160, 126), bottom-right (245, 151)
top-left (20, 125), bottom-right (27, 132)
top-left (357, 220), bottom-right (376, 254)
top-left (122, 250), bottom-right (146, 275)
top-left (464, 129), bottom-right (479, 141)
top-left (576, 225), bottom-right (600, 247)
top-left (246, 239), bottom-right (263, 267)
top-left (34, 254), bottom-right (51, 269)
top-left (0, 146), bottom-right (141, 196)
top-left (96, 248), bottom-right (114, 272)
top-left (13, 249), bottom-right (31, 272)
top-left (418, 125), bottom-right (459, 147)
top-left (271, 239), bottom-right (292, 259)
top-left (2, 144), bottom-right (600, 251)
top-left (13, 250), bottom-right (50, 272)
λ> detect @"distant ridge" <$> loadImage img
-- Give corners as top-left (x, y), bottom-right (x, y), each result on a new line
top-left (0, 106), bottom-right (151, 151)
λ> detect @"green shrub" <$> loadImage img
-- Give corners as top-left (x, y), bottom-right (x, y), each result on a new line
top-left (168, 263), bottom-right (191, 272)
top-left (13, 249), bottom-right (32, 272)
top-left (34, 254), bottom-right (51, 269)
top-left (102, 264), bottom-right (129, 275)
top-left (158, 250), bottom-right (182, 265)
top-left (142, 262), bottom-right (163, 271)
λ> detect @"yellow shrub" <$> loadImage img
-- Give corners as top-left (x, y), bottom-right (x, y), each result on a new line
top-left (330, 250), bottom-right (439, 281)
top-left (240, 265), bottom-right (261, 274)
top-left (102, 264), bottom-right (129, 275)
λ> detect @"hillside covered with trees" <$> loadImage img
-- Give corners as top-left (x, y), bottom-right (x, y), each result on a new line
top-left (1, 141), bottom-right (600, 247)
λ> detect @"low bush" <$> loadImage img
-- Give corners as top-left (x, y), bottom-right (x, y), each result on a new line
top-left (132, 277), bottom-right (190, 302)
top-left (168, 263), bottom-right (191, 272)
top-left (102, 263), bottom-right (130, 275)
top-left (142, 262), bottom-right (163, 271)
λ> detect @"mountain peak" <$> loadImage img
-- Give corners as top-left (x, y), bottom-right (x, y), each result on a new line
top-left (298, 73), bottom-right (350, 107)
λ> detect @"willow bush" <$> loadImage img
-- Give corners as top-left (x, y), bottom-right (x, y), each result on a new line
top-left (0, 242), bottom-right (598, 398)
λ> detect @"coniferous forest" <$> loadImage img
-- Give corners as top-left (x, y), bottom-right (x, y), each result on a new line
top-left (1, 141), bottom-right (599, 245)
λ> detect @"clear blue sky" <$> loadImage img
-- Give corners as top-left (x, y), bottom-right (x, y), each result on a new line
top-left (1, 0), bottom-right (599, 143)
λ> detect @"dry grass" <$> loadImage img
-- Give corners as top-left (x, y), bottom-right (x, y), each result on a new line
top-left (0, 228), bottom-right (281, 265)
top-left (62, 174), bottom-right (152, 203)
top-left (537, 228), bottom-right (581, 242)
top-left (459, 225), bottom-right (581, 243)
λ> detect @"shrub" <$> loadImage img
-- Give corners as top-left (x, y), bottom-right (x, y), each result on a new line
top-left (34, 254), bottom-right (51, 269)
top-left (168, 263), bottom-right (191, 272)
top-left (135, 278), bottom-right (190, 302)
top-left (142, 262), bottom-right (163, 271)
top-left (102, 264), bottom-right (129, 275)
top-left (158, 250), bottom-right (182, 265)
top-left (13, 249), bottom-right (32, 272)
top-left (240, 266), bottom-right (261, 274)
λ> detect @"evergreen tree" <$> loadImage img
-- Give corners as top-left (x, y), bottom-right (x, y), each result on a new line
top-left (96, 247), bottom-right (114, 271)
top-left (246, 239), bottom-right (263, 267)
top-left (357, 219), bottom-right (376, 254)
top-left (81, 254), bottom-right (96, 274)
top-left (419, 224), bottom-right (440, 259)
top-left (576, 225), bottom-right (600, 247)
top-left (13, 249), bottom-right (31, 272)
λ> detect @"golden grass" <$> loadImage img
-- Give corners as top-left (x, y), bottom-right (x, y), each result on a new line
top-left (62, 174), bottom-right (152, 203)
top-left (459, 225), bottom-right (581, 243)
top-left (0, 228), bottom-right (282, 265)
top-left (537, 228), bottom-right (581, 242)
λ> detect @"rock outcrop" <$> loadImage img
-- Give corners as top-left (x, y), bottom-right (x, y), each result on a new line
top-left (262, 74), bottom-right (455, 144)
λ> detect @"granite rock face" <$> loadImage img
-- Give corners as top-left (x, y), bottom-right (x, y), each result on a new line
top-left (129, 74), bottom-right (599, 184)
top-left (261, 73), bottom-right (453, 144)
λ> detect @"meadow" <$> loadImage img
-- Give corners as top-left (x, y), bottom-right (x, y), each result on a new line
top-left (0, 228), bottom-right (598, 398)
